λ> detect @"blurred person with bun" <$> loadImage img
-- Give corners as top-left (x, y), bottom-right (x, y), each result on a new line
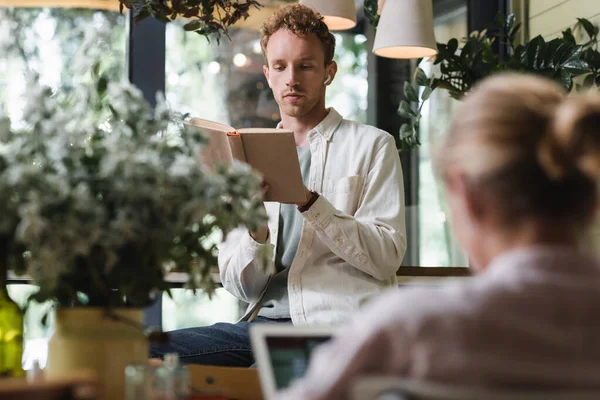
top-left (278, 74), bottom-right (600, 399)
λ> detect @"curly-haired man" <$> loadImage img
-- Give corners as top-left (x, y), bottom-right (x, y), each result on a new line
top-left (151, 4), bottom-right (406, 367)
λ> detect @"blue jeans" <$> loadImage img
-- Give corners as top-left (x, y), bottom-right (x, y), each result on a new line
top-left (149, 317), bottom-right (291, 367)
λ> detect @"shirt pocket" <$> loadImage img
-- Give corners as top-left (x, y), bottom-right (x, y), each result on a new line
top-left (322, 175), bottom-right (362, 215)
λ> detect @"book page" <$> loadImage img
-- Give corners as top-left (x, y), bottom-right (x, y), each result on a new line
top-left (227, 133), bottom-right (247, 163)
top-left (188, 117), bottom-right (234, 132)
top-left (237, 128), bottom-right (283, 134)
top-left (187, 118), bottom-right (235, 171)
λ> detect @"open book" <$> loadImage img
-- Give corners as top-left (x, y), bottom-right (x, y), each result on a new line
top-left (187, 117), bottom-right (307, 204)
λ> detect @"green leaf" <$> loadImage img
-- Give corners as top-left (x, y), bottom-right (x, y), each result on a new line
top-left (133, 7), bottom-right (151, 21)
top-left (433, 42), bottom-right (448, 64)
top-left (41, 310), bottom-right (50, 327)
top-left (398, 123), bottom-right (420, 151)
top-left (155, 13), bottom-right (171, 23)
top-left (364, 0), bottom-right (380, 28)
top-left (398, 101), bottom-right (415, 119)
top-left (561, 45), bottom-right (583, 65)
top-left (97, 76), bottom-right (108, 95)
top-left (108, 104), bottom-right (120, 119)
top-left (460, 40), bottom-right (474, 60)
top-left (414, 68), bottom-right (428, 86)
top-left (559, 70), bottom-right (573, 91)
top-left (582, 48), bottom-right (600, 69)
top-left (577, 18), bottom-right (597, 40)
top-left (447, 38), bottom-right (459, 55)
top-left (505, 13), bottom-right (516, 31)
top-left (525, 35), bottom-right (546, 69)
top-left (508, 22), bottom-right (522, 43)
top-left (562, 28), bottom-right (576, 44)
top-left (552, 43), bottom-right (572, 66)
top-left (421, 86), bottom-right (433, 101)
top-left (183, 20), bottom-right (202, 31)
top-left (92, 62), bottom-right (100, 79)
top-left (562, 59), bottom-right (590, 75)
top-left (403, 81), bottom-right (419, 103)
top-left (399, 123), bottom-right (414, 139)
top-left (183, 6), bottom-right (200, 18)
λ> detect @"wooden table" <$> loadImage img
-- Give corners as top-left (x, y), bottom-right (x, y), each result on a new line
top-left (0, 372), bottom-right (98, 400)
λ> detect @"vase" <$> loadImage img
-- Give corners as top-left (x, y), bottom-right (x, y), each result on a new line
top-left (46, 308), bottom-right (148, 400)
top-left (0, 271), bottom-right (24, 377)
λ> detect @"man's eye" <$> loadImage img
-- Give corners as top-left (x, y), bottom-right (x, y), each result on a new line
top-left (273, 66), bottom-right (284, 71)
top-left (300, 65), bottom-right (313, 70)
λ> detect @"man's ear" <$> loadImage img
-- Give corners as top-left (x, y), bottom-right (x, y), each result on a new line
top-left (325, 61), bottom-right (338, 86)
top-left (263, 64), bottom-right (271, 88)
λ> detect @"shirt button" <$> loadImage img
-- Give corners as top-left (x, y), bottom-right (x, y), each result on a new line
top-left (271, 228), bottom-right (277, 235)
top-left (336, 238), bottom-right (344, 246)
top-left (313, 213), bottom-right (320, 220)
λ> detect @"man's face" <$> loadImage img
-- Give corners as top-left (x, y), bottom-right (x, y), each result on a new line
top-left (263, 29), bottom-right (332, 118)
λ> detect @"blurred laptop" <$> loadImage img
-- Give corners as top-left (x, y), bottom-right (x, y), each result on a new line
top-left (250, 324), bottom-right (337, 399)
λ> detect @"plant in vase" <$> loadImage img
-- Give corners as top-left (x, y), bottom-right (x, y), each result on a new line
top-left (0, 26), bottom-right (268, 396)
top-left (0, 243), bottom-right (23, 378)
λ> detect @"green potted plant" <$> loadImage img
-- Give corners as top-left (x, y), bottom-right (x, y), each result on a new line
top-left (0, 27), bottom-right (267, 397)
top-left (399, 14), bottom-right (600, 150)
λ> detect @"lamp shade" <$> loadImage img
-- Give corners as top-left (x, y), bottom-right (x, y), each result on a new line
top-left (0, 0), bottom-right (118, 10)
top-left (373, 0), bottom-right (437, 59)
top-left (300, 0), bottom-right (357, 31)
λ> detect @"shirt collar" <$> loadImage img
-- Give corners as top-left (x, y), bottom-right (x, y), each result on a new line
top-left (484, 245), bottom-right (598, 279)
top-left (276, 108), bottom-right (343, 142)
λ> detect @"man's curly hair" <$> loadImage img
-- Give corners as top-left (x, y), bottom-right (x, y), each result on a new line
top-left (260, 4), bottom-right (336, 66)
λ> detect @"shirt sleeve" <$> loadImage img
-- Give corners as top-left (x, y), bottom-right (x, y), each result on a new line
top-left (301, 135), bottom-right (406, 281)
top-left (218, 227), bottom-right (275, 303)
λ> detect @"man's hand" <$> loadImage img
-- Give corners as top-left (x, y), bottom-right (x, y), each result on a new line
top-left (249, 225), bottom-right (269, 243)
top-left (297, 186), bottom-right (313, 207)
top-left (249, 182), bottom-right (270, 243)
top-left (279, 186), bottom-right (312, 207)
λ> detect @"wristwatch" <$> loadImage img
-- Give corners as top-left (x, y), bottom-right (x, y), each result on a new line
top-left (298, 190), bottom-right (320, 213)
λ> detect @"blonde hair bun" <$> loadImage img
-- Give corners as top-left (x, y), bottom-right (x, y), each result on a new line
top-left (550, 93), bottom-right (600, 180)
top-left (439, 73), bottom-right (599, 227)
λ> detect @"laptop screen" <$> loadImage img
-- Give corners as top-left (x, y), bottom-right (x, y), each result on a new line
top-left (266, 335), bottom-right (331, 389)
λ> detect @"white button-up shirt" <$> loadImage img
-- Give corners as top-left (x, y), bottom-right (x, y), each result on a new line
top-left (218, 108), bottom-right (407, 326)
top-left (279, 246), bottom-right (600, 399)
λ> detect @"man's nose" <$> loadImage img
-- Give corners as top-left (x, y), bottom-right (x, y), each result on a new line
top-left (285, 68), bottom-right (299, 87)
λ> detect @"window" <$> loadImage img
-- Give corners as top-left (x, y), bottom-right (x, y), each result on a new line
top-left (417, 3), bottom-right (469, 267)
top-left (165, 24), bottom-right (367, 126)
top-left (0, 8), bottom-right (126, 124)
